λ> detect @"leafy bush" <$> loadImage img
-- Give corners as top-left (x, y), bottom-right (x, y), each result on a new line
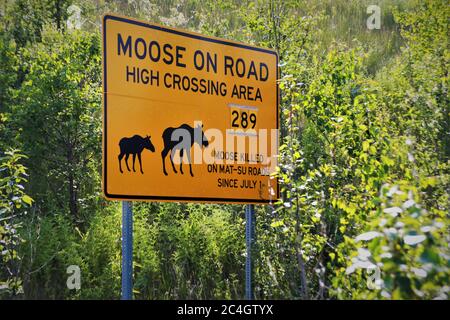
top-left (334, 181), bottom-right (449, 299)
top-left (0, 150), bottom-right (32, 298)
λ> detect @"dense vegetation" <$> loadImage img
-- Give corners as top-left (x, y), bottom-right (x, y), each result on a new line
top-left (0, 0), bottom-right (448, 299)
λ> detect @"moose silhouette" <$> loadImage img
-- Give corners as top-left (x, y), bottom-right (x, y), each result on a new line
top-left (161, 123), bottom-right (209, 177)
top-left (118, 135), bottom-right (155, 174)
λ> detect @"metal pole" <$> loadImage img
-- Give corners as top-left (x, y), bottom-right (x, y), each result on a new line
top-left (121, 201), bottom-right (133, 300)
top-left (245, 204), bottom-right (255, 300)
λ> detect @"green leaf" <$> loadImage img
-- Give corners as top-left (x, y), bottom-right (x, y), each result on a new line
top-left (22, 195), bottom-right (33, 206)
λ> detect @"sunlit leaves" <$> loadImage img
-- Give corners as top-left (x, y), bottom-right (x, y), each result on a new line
top-left (355, 231), bottom-right (382, 242)
top-left (12, 29), bottom-right (102, 224)
top-left (0, 149), bottom-right (32, 298)
top-left (337, 182), bottom-right (449, 299)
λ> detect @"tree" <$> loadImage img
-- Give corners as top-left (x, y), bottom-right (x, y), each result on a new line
top-left (11, 29), bottom-right (102, 227)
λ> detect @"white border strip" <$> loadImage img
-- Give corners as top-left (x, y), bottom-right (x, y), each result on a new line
top-left (226, 129), bottom-right (258, 137)
top-left (227, 103), bottom-right (259, 111)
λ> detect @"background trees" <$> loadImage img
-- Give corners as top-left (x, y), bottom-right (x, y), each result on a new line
top-left (11, 30), bottom-right (102, 228)
top-left (0, 0), bottom-right (448, 299)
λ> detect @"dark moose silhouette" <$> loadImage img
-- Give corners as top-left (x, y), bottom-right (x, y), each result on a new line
top-left (161, 124), bottom-right (209, 177)
top-left (118, 135), bottom-right (155, 174)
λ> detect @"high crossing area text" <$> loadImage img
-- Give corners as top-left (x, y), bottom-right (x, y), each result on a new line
top-left (118, 34), bottom-right (269, 102)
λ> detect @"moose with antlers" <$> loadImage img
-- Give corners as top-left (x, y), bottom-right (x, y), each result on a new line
top-left (161, 123), bottom-right (209, 177)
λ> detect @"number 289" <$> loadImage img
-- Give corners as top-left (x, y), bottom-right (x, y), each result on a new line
top-left (231, 110), bottom-right (257, 129)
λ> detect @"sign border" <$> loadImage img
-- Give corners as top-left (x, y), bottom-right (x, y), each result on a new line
top-left (102, 14), bottom-right (280, 204)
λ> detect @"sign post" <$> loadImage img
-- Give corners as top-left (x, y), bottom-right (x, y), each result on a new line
top-left (245, 204), bottom-right (255, 300)
top-left (102, 14), bottom-right (279, 300)
top-left (121, 201), bottom-right (133, 300)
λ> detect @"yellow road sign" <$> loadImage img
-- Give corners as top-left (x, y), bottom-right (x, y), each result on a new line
top-left (102, 14), bottom-right (279, 203)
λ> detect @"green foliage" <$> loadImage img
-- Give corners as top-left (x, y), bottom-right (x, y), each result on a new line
top-left (0, 0), bottom-right (447, 300)
top-left (16, 201), bottom-right (245, 299)
top-left (0, 34), bottom-right (17, 151)
top-left (380, 0), bottom-right (449, 168)
top-left (2, 0), bottom-right (73, 47)
top-left (0, 32), bottom-right (17, 108)
top-left (262, 0), bottom-right (448, 300)
top-left (17, 203), bottom-right (120, 299)
top-left (265, 46), bottom-right (391, 299)
top-left (335, 181), bottom-right (449, 299)
top-left (67, 205), bottom-right (121, 299)
top-left (20, 213), bottom-right (77, 299)
top-left (0, 149), bottom-right (33, 298)
top-left (11, 29), bottom-right (102, 226)
top-left (132, 203), bottom-right (245, 299)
